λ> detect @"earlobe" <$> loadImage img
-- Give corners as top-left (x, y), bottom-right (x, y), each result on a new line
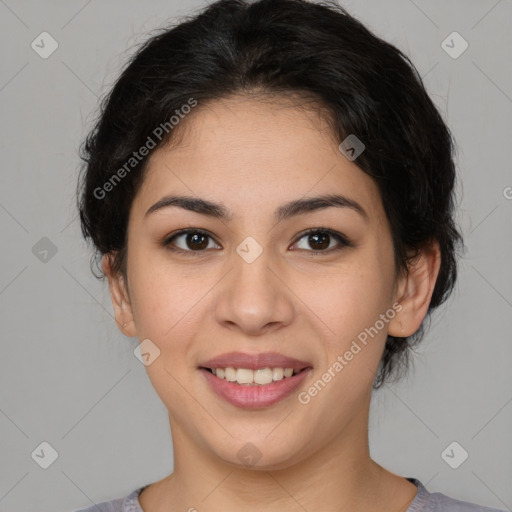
top-left (102, 253), bottom-right (137, 337)
top-left (388, 240), bottom-right (441, 338)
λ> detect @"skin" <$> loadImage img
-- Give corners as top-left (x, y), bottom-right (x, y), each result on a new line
top-left (103, 94), bottom-right (441, 512)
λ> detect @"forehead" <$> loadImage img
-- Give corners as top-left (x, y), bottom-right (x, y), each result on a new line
top-left (133, 95), bottom-right (384, 225)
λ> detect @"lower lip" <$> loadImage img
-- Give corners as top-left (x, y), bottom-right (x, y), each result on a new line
top-left (200, 368), bottom-right (312, 409)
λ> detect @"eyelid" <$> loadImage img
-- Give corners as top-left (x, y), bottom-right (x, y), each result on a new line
top-left (162, 228), bottom-right (220, 255)
top-left (162, 227), bottom-right (353, 255)
top-left (292, 227), bottom-right (353, 251)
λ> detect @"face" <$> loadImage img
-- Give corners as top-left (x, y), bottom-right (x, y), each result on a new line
top-left (105, 95), bottom-right (431, 471)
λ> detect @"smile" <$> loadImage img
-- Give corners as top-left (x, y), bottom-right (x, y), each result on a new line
top-left (197, 352), bottom-right (312, 408)
top-left (205, 366), bottom-right (301, 385)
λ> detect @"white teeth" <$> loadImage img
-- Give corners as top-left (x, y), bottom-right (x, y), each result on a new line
top-left (224, 367), bottom-right (237, 382)
top-left (254, 368), bottom-right (273, 385)
top-left (236, 368), bottom-right (254, 384)
top-left (272, 368), bottom-right (284, 381)
top-left (210, 367), bottom-right (297, 385)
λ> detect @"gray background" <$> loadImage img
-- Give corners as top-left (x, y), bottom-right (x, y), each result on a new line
top-left (0, 0), bottom-right (511, 510)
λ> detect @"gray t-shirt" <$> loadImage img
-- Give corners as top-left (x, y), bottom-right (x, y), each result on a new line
top-left (75, 478), bottom-right (506, 511)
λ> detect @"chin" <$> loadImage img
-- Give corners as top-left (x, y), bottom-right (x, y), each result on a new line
top-left (211, 436), bottom-right (309, 472)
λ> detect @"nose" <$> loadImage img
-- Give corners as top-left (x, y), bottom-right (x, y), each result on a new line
top-left (214, 246), bottom-right (295, 336)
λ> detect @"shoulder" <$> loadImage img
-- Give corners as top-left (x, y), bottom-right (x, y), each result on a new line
top-left (409, 479), bottom-right (507, 512)
top-left (74, 496), bottom-right (124, 512)
top-left (73, 486), bottom-right (147, 512)
top-left (427, 491), bottom-right (507, 512)
top-left (428, 491), bottom-right (506, 512)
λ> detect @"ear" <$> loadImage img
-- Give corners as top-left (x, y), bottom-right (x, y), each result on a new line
top-left (388, 239), bottom-right (441, 337)
top-left (102, 253), bottom-right (137, 338)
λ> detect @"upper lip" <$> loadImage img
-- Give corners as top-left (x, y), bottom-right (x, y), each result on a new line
top-left (199, 351), bottom-right (312, 372)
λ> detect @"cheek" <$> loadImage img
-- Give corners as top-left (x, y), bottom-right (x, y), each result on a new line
top-left (127, 252), bottom-right (203, 337)
top-left (127, 263), bottom-right (203, 403)
top-left (299, 268), bottom-right (392, 418)
top-left (299, 260), bottom-right (393, 346)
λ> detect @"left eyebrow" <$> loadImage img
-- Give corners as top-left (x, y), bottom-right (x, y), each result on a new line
top-left (145, 193), bottom-right (369, 223)
top-left (275, 194), bottom-right (369, 223)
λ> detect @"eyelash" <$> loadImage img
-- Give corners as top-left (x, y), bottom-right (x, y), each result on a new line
top-left (162, 227), bottom-right (353, 256)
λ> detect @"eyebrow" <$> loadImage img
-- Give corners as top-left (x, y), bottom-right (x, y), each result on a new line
top-left (145, 193), bottom-right (369, 223)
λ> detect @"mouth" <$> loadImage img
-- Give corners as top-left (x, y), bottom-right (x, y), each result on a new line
top-left (200, 366), bottom-right (309, 385)
top-left (198, 352), bottom-right (313, 408)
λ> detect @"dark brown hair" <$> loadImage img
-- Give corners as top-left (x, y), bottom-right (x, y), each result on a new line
top-left (77, 0), bottom-right (465, 388)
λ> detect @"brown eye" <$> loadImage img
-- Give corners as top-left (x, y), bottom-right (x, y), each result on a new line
top-left (183, 232), bottom-right (209, 250)
top-left (163, 227), bottom-right (352, 256)
top-left (306, 232), bottom-right (330, 250)
top-left (164, 229), bottom-right (220, 253)
top-left (292, 228), bottom-right (352, 253)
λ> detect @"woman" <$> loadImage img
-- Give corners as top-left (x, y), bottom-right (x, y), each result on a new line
top-left (75, 0), bottom-right (504, 510)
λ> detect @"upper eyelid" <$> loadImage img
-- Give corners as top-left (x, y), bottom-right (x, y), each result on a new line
top-left (165, 229), bottom-right (220, 249)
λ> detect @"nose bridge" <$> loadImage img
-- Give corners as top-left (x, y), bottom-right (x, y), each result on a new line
top-left (215, 236), bottom-right (294, 334)
top-left (234, 242), bottom-right (274, 296)
top-left (232, 237), bottom-right (278, 309)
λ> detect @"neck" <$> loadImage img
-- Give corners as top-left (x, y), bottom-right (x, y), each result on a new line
top-left (139, 404), bottom-right (417, 512)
